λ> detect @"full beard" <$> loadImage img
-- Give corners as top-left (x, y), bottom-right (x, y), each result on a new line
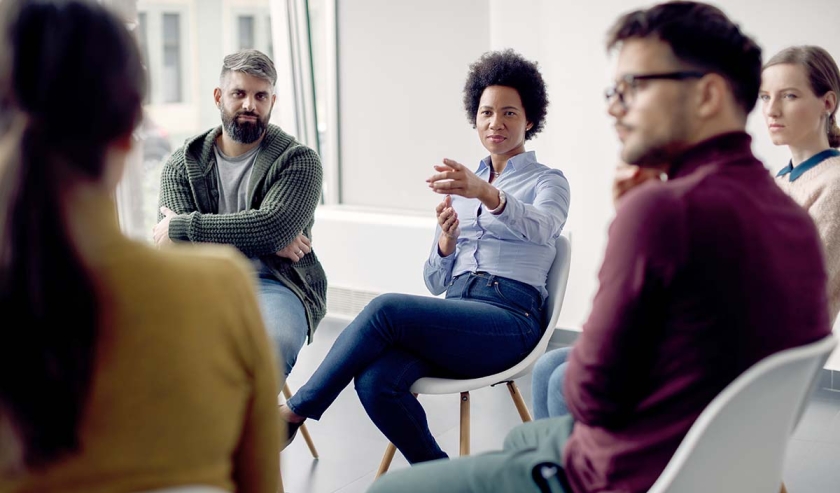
top-left (221, 109), bottom-right (269, 144)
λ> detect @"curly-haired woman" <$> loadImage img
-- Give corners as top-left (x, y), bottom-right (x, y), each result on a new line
top-left (280, 49), bottom-right (570, 464)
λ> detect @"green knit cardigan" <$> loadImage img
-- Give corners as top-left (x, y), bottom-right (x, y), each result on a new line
top-left (158, 124), bottom-right (327, 341)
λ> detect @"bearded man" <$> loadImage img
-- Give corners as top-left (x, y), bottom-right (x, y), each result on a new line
top-left (155, 49), bottom-right (326, 379)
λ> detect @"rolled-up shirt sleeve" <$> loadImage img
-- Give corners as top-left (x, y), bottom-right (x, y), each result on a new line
top-left (493, 169), bottom-right (570, 245)
top-left (423, 225), bottom-right (457, 295)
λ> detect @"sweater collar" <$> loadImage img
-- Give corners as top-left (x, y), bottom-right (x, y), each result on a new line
top-left (776, 148), bottom-right (840, 182)
top-left (669, 132), bottom-right (756, 180)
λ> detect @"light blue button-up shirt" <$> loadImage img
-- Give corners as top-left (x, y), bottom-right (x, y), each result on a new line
top-left (423, 151), bottom-right (570, 299)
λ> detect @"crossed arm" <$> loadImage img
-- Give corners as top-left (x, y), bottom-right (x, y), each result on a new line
top-left (155, 146), bottom-right (323, 260)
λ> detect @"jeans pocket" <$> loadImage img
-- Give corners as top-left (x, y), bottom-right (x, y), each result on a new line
top-left (445, 274), bottom-right (468, 300)
top-left (492, 280), bottom-right (538, 320)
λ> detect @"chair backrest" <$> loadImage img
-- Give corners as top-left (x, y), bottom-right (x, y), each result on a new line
top-left (410, 233), bottom-right (572, 395)
top-left (824, 310), bottom-right (840, 370)
top-left (648, 334), bottom-right (837, 493)
top-left (507, 232), bottom-right (572, 380)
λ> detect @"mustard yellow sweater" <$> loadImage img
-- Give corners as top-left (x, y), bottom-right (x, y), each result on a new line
top-left (776, 155), bottom-right (840, 325)
top-left (0, 193), bottom-right (281, 493)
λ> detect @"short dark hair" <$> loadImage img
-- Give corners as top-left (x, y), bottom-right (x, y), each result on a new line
top-left (463, 49), bottom-right (548, 141)
top-left (764, 46), bottom-right (840, 148)
top-left (606, 1), bottom-right (762, 116)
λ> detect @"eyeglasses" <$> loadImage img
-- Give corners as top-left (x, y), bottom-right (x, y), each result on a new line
top-left (605, 71), bottom-right (707, 109)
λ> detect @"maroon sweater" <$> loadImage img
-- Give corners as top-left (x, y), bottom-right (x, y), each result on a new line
top-left (563, 132), bottom-right (831, 493)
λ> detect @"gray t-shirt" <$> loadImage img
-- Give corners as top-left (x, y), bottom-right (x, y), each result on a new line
top-left (214, 144), bottom-right (259, 214)
top-left (214, 144), bottom-right (272, 275)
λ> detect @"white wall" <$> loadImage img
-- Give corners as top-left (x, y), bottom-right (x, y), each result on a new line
top-left (318, 0), bottom-right (840, 332)
top-left (337, 0), bottom-right (489, 211)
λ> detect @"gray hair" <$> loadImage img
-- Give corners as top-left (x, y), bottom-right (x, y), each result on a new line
top-left (220, 49), bottom-right (277, 88)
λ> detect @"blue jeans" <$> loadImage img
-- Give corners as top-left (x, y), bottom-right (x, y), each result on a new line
top-left (532, 347), bottom-right (572, 419)
top-left (258, 275), bottom-right (308, 378)
top-left (287, 272), bottom-right (545, 464)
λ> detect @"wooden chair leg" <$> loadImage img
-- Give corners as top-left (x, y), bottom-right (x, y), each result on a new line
top-left (780, 482), bottom-right (788, 493)
top-left (281, 382), bottom-right (318, 459)
top-left (298, 422), bottom-right (318, 458)
top-left (376, 443), bottom-right (397, 478)
top-left (460, 391), bottom-right (471, 456)
top-left (506, 381), bottom-right (532, 422)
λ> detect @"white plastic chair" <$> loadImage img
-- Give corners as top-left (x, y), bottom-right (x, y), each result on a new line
top-left (822, 310), bottom-right (840, 370)
top-left (648, 333), bottom-right (837, 493)
top-left (376, 233), bottom-right (572, 477)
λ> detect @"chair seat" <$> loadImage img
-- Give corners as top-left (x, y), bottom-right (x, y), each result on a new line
top-left (410, 234), bottom-right (572, 397)
top-left (410, 347), bottom-right (546, 395)
top-left (375, 234), bottom-right (573, 478)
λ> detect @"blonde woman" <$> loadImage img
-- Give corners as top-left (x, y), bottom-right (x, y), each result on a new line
top-left (761, 45), bottom-right (840, 323)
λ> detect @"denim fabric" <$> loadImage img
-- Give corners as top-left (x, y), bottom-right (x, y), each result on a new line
top-left (258, 275), bottom-right (308, 378)
top-left (532, 347), bottom-right (572, 419)
top-left (287, 272), bottom-right (545, 464)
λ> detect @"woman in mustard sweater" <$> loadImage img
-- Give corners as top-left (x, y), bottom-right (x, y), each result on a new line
top-left (760, 46), bottom-right (840, 325)
top-left (0, 2), bottom-right (280, 492)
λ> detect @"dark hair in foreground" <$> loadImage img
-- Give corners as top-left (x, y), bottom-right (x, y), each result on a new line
top-left (463, 49), bottom-right (549, 141)
top-left (764, 46), bottom-right (840, 148)
top-left (606, 1), bottom-right (762, 116)
top-left (0, 0), bottom-right (145, 468)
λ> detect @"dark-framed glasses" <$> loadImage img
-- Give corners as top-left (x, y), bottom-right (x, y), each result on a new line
top-left (605, 71), bottom-right (707, 108)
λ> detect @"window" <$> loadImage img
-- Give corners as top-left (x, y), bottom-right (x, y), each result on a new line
top-left (136, 12), bottom-right (150, 104)
top-left (238, 15), bottom-right (255, 50)
top-left (162, 13), bottom-right (182, 103)
top-left (137, 12), bottom-right (149, 67)
top-left (116, 0), bottom-right (336, 242)
top-left (266, 15), bottom-right (274, 60)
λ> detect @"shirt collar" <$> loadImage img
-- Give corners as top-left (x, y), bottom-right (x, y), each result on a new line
top-left (776, 148), bottom-right (840, 182)
top-left (477, 150), bottom-right (537, 175)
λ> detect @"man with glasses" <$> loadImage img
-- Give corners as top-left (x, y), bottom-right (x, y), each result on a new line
top-left (368, 2), bottom-right (830, 493)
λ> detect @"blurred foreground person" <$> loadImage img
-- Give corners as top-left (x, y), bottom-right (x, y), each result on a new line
top-left (0, 1), bottom-right (280, 492)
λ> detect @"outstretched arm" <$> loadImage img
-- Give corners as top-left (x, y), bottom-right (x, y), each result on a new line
top-left (427, 158), bottom-right (569, 245)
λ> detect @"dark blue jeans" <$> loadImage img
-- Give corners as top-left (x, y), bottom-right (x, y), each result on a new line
top-left (287, 272), bottom-right (545, 464)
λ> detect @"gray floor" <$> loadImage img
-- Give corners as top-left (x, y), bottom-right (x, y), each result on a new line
top-left (281, 318), bottom-right (840, 493)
